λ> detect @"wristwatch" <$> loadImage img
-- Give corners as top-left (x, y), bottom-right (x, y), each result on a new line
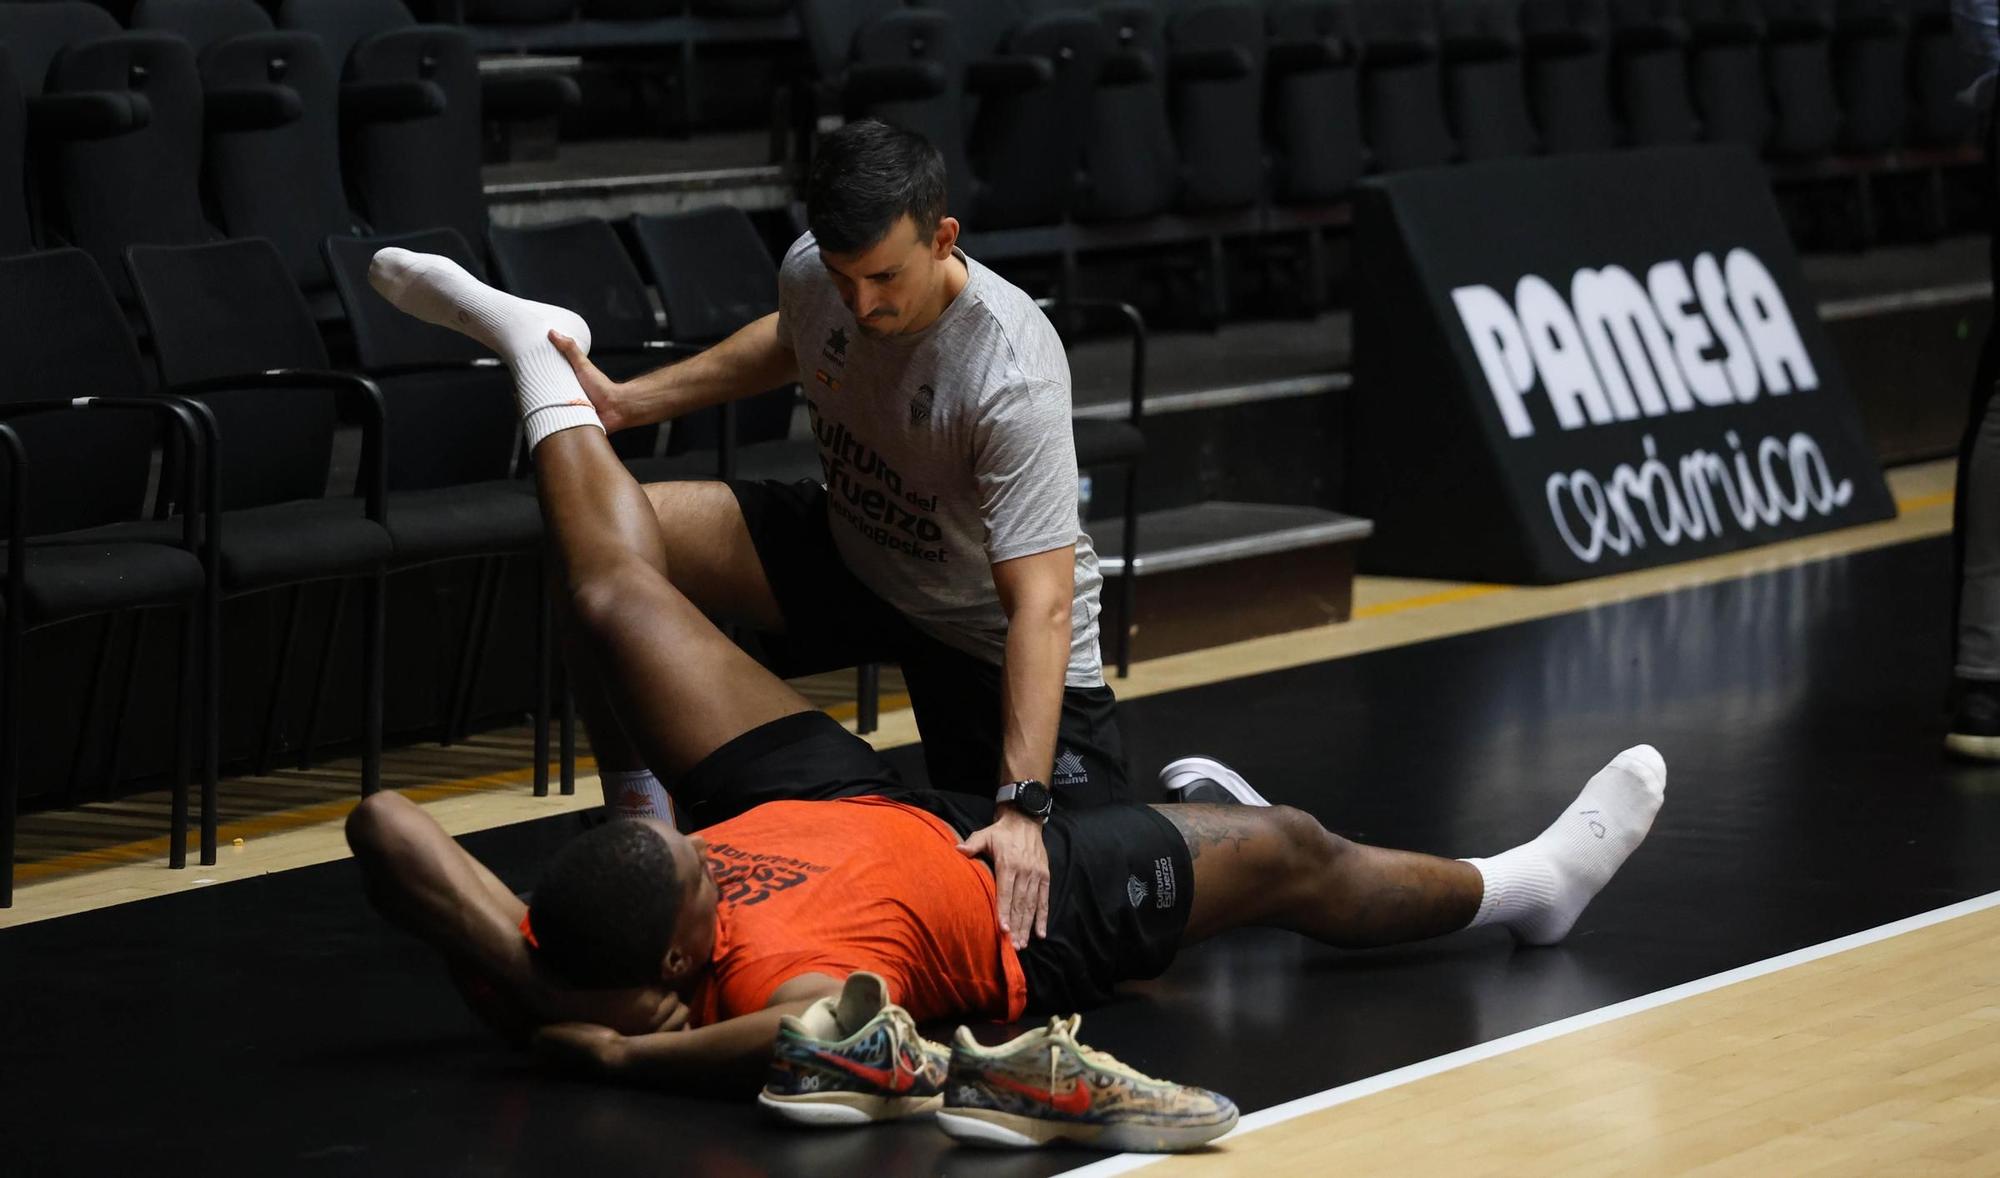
top-left (995, 779), bottom-right (1054, 821)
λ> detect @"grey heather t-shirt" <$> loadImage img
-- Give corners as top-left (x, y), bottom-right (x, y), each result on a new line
top-left (773, 232), bottom-right (1105, 688)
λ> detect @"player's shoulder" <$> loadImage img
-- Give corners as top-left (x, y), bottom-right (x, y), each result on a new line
top-left (954, 255), bottom-right (1067, 384)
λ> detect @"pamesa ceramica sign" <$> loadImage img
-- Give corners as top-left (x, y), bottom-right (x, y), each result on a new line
top-left (1349, 146), bottom-right (1895, 583)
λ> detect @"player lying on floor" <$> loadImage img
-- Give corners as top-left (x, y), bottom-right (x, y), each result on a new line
top-left (344, 248), bottom-right (1669, 1146)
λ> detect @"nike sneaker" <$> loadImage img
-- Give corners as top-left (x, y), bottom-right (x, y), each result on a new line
top-left (758, 971), bottom-right (950, 1127)
top-left (1159, 755), bottom-right (1271, 807)
top-left (937, 1015), bottom-right (1237, 1152)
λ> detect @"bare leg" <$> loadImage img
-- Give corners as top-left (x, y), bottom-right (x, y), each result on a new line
top-left (563, 480), bottom-right (787, 778)
top-left (1156, 804), bottom-right (1482, 948)
top-left (534, 427), bottom-right (813, 779)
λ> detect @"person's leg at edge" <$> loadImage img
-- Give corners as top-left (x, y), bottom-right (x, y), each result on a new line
top-left (1161, 746), bottom-right (1665, 948)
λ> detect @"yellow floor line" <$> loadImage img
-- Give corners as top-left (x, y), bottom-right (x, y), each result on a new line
top-left (15, 756), bottom-right (600, 884)
top-left (8, 459), bottom-right (1962, 919)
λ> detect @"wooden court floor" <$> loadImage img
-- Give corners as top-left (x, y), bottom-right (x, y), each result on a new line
top-left (5, 459), bottom-right (1992, 1178)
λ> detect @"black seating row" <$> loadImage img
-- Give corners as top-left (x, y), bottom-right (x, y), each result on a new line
top-left (0, 0), bottom-right (573, 317)
top-left (784, 0), bottom-right (1974, 316)
top-left (0, 196), bottom-right (846, 906)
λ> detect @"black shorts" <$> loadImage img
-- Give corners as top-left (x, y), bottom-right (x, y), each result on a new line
top-left (676, 711), bottom-right (1191, 1014)
top-left (730, 478), bottom-right (1130, 807)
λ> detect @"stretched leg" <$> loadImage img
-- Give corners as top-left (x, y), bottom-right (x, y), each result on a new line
top-left (1159, 803), bottom-right (1482, 947)
top-left (372, 251), bottom-right (813, 780)
top-left (1161, 745), bottom-right (1666, 948)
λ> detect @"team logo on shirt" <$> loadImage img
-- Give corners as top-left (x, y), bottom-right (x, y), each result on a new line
top-left (1052, 749), bottom-right (1089, 790)
top-left (706, 841), bottom-right (830, 907)
top-left (822, 326), bottom-right (849, 366)
top-left (908, 383), bottom-right (936, 427)
top-left (1126, 875), bottom-right (1148, 908)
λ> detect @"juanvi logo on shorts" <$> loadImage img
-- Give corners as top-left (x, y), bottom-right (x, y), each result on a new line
top-left (1451, 249), bottom-right (1855, 566)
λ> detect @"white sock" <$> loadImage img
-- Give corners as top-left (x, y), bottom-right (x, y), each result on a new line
top-left (604, 768), bottom-right (676, 827)
top-left (367, 247), bottom-right (603, 449)
top-left (1463, 744), bottom-right (1666, 945)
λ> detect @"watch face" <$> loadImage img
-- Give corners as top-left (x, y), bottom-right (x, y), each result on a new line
top-left (1017, 780), bottom-right (1053, 816)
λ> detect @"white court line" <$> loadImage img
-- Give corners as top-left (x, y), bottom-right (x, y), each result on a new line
top-left (1059, 888), bottom-right (2000, 1178)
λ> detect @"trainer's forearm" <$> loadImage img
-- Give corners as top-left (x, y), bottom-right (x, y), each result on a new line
top-left (621, 312), bottom-right (795, 426)
top-left (611, 1000), bottom-right (816, 1092)
top-left (998, 595), bottom-right (1070, 789)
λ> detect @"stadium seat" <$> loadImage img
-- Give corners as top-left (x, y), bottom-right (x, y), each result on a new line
top-left (1686, 0), bottom-right (1769, 149)
top-left (1263, 0), bottom-right (1363, 203)
top-left (130, 0), bottom-right (366, 319)
top-left (1440, 0), bottom-right (1539, 160)
top-left (1905, 0), bottom-right (1971, 148)
top-left (125, 240), bottom-right (393, 791)
top-left (1521, 0), bottom-right (1617, 153)
top-left (277, 0), bottom-right (573, 257)
top-left (1352, 0), bottom-right (1455, 171)
top-left (1830, 0), bottom-right (1905, 154)
top-left (0, 2), bottom-right (220, 299)
top-left (1760, 0), bottom-right (1838, 160)
top-left (0, 248), bottom-right (213, 905)
top-left (1608, 0), bottom-right (1698, 146)
top-left (1162, 0), bottom-right (1267, 212)
top-left (924, 0), bottom-right (1106, 230)
top-left (627, 207), bottom-right (813, 483)
top-left (1073, 1), bottom-right (1180, 222)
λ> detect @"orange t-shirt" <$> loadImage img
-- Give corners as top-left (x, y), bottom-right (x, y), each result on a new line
top-left (686, 796), bottom-right (1027, 1026)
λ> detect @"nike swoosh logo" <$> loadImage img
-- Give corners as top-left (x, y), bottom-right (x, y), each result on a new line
top-left (807, 1047), bottom-right (917, 1093)
top-left (986, 1070), bottom-right (1092, 1116)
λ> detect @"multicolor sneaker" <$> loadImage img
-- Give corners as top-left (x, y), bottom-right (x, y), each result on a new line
top-left (1159, 755), bottom-right (1271, 807)
top-left (937, 1015), bottom-right (1238, 1152)
top-left (757, 971), bottom-right (950, 1127)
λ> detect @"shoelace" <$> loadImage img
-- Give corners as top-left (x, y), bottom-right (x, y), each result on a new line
top-left (1040, 1014), bottom-right (1169, 1091)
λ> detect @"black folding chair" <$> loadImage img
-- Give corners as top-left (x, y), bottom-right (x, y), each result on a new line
top-left (1041, 298), bottom-right (1146, 681)
top-left (126, 238), bottom-right (393, 801)
top-left (324, 227), bottom-right (573, 793)
top-left (0, 248), bottom-right (214, 906)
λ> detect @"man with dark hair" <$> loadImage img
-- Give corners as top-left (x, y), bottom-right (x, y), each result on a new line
top-left (349, 244), bottom-right (1670, 1109)
top-left (544, 119), bottom-right (1124, 948)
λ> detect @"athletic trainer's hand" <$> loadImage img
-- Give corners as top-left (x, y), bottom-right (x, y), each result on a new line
top-left (958, 806), bottom-right (1050, 950)
top-left (548, 329), bottom-right (633, 432)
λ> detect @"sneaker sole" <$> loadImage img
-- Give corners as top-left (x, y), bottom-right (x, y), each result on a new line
top-left (1946, 733), bottom-right (2000, 761)
top-left (937, 1107), bottom-right (1237, 1153)
top-left (757, 1089), bottom-right (942, 1126)
top-left (1158, 756), bottom-right (1270, 807)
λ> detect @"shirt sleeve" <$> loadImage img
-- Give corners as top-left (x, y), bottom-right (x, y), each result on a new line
top-left (772, 233), bottom-right (815, 353)
top-left (973, 378), bottom-right (1083, 565)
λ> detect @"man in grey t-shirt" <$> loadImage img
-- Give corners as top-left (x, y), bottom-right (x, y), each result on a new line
top-left (550, 120), bottom-right (1128, 946)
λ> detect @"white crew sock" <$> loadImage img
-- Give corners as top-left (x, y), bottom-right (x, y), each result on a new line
top-left (604, 768), bottom-right (676, 827)
top-left (367, 247), bottom-right (603, 449)
top-left (1463, 744), bottom-right (1666, 945)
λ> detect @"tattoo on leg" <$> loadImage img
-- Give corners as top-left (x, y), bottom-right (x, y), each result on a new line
top-left (1158, 805), bottom-right (1255, 861)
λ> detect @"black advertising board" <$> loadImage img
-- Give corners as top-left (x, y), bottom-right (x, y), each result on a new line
top-left (1349, 146), bottom-right (1897, 583)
